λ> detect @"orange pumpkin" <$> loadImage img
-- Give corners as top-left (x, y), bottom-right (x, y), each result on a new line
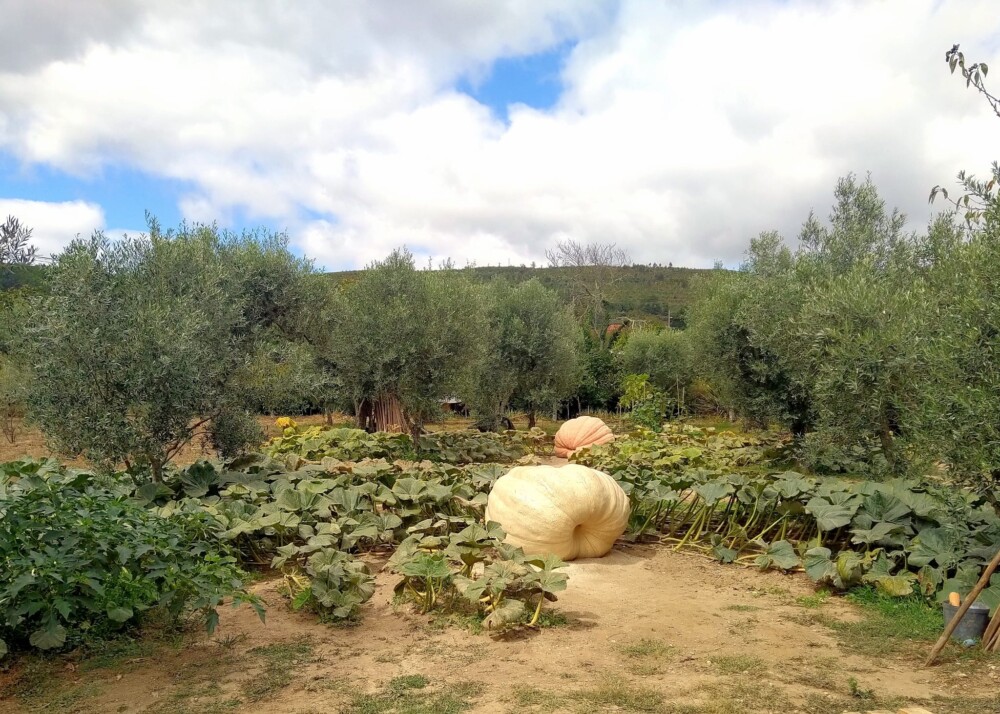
top-left (553, 416), bottom-right (614, 458)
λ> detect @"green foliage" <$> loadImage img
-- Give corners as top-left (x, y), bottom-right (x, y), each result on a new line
top-left (387, 523), bottom-right (568, 631)
top-left (21, 219), bottom-right (314, 479)
top-left (466, 279), bottom-right (579, 427)
top-left (0, 355), bottom-right (27, 443)
top-left (913, 216), bottom-right (1000, 509)
top-left (264, 424), bottom-right (549, 464)
top-left (329, 263), bottom-right (712, 328)
top-left (615, 328), bottom-right (693, 413)
top-left (327, 248), bottom-right (485, 435)
top-left (0, 215), bottom-right (37, 268)
top-left (573, 424), bottom-right (1000, 608)
top-left (575, 332), bottom-right (622, 411)
top-left (619, 374), bottom-right (667, 432)
top-left (280, 549), bottom-right (375, 621)
top-left (0, 460), bottom-right (261, 658)
top-left (685, 175), bottom-right (990, 485)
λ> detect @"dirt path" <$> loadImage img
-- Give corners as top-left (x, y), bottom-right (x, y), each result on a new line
top-left (5, 543), bottom-right (998, 714)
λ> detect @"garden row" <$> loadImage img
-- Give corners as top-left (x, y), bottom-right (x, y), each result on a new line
top-left (0, 427), bottom-right (562, 658)
top-left (572, 424), bottom-right (1000, 608)
top-left (4, 421), bottom-right (998, 662)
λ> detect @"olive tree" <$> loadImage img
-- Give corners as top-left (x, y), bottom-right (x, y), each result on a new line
top-left (327, 248), bottom-right (484, 435)
top-left (467, 279), bottom-right (579, 428)
top-left (688, 175), bottom-right (926, 456)
top-left (616, 328), bottom-right (693, 414)
top-left (23, 220), bottom-right (315, 480)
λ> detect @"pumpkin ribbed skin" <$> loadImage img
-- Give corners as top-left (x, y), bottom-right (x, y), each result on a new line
top-left (484, 464), bottom-right (630, 560)
top-left (553, 416), bottom-right (614, 458)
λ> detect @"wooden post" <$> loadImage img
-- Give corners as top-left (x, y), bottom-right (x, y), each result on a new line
top-left (983, 606), bottom-right (1000, 652)
top-left (925, 546), bottom-right (1000, 666)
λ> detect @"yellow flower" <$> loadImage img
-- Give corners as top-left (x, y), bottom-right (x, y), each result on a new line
top-left (275, 416), bottom-right (297, 430)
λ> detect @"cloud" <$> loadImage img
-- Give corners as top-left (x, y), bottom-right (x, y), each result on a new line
top-left (0, 199), bottom-right (105, 259)
top-left (0, 0), bottom-right (998, 270)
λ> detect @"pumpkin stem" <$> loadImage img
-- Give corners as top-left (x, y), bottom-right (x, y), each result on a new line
top-left (529, 595), bottom-right (544, 626)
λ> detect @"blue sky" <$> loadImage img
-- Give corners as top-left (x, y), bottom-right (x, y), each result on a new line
top-left (0, 43), bottom-right (570, 251)
top-left (458, 43), bottom-right (569, 123)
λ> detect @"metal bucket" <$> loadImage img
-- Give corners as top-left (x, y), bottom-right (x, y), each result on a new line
top-left (942, 601), bottom-right (991, 642)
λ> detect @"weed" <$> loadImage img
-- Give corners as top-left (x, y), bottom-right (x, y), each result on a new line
top-left (389, 674), bottom-right (429, 692)
top-left (77, 636), bottom-right (157, 672)
top-left (711, 654), bottom-right (767, 675)
top-left (848, 676), bottom-right (874, 699)
top-left (509, 684), bottom-right (564, 711)
top-left (795, 589), bottom-right (832, 608)
top-left (213, 632), bottom-right (249, 650)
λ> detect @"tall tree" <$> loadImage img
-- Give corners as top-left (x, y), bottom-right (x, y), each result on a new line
top-left (327, 248), bottom-right (484, 436)
top-left (545, 239), bottom-right (630, 345)
top-left (467, 279), bottom-right (579, 429)
top-left (23, 220), bottom-right (314, 480)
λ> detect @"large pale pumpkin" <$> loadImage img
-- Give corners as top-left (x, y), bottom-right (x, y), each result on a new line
top-left (484, 465), bottom-right (630, 560)
top-left (553, 415), bottom-right (614, 458)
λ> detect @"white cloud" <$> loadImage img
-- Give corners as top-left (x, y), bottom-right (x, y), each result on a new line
top-left (0, 199), bottom-right (104, 259)
top-left (0, 0), bottom-right (998, 269)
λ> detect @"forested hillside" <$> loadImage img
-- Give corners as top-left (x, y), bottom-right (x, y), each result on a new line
top-left (329, 264), bottom-right (715, 327)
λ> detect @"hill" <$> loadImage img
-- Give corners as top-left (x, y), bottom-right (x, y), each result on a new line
top-left (327, 264), bottom-right (716, 328)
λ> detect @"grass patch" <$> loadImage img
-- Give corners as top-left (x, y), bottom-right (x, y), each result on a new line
top-left (509, 684), bottom-right (565, 711)
top-left (619, 638), bottom-right (673, 658)
top-left (668, 680), bottom-right (790, 713)
top-left (242, 639), bottom-right (316, 702)
top-left (721, 604), bottom-right (761, 612)
top-left (617, 637), bottom-right (674, 676)
top-left (573, 677), bottom-right (663, 712)
top-left (795, 589), bottom-right (832, 609)
top-left (711, 654), bottom-right (767, 675)
top-left (25, 681), bottom-right (105, 713)
top-left (344, 678), bottom-right (482, 714)
top-left (821, 586), bottom-right (940, 656)
top-left (77, 635), bottom-right (159, 672)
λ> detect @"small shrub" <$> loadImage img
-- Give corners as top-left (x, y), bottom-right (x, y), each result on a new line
top-left (0, 474), bottom-right (262, 658)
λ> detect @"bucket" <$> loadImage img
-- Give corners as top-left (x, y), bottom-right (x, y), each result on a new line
top-left (942, 601), bottom-right (991, 642)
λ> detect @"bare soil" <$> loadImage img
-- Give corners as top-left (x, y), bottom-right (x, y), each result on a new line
top-left (3, 543), bottom-right (998, 714)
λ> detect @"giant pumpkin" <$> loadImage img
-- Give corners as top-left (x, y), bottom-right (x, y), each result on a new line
top-left (553, 415), bottom-right (614, 458)
top-left (484, 464), bottom-right (630, 560)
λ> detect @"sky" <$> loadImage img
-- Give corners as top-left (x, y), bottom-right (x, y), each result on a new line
top-left (0, 0), bottom-right (998, 270)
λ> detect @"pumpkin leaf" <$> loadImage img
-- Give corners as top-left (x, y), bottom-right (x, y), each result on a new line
top-left (754, 540), bottom-right (799, 571)
top-left (869, 573), bottom-right (916, 597)
top-left (525, 567), bottom-right (569, 595)
top-left (484, 598), bottom-right (526, 630)
top-left (803, 547), bottom-right (837, 584)
top-left (805, 498), bottom-right (853, 531)
top-left (712, 544), bottom-right (738, 564)
top-left (29, 622), bottom-right (67, 651)
top-left (106, 606), bottom-right (134, 623)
